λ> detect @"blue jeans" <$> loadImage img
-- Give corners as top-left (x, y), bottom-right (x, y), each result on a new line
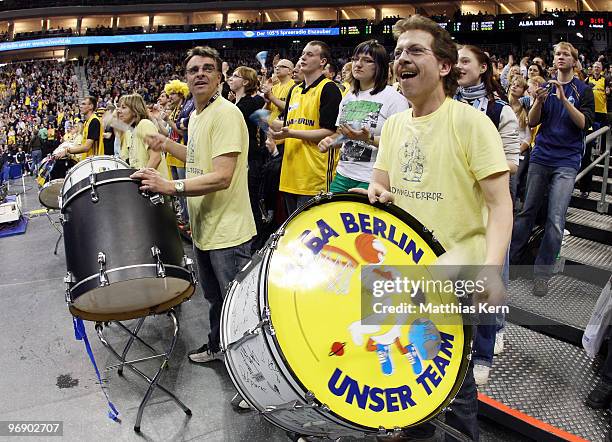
top-left (194, 240), bottom-right (252, 353)
top-left (510, 163), bottom-right (577, 280)
top-left (401, 360), bottom-right (479, 441)
top-left (31, 149), bottom-right (42, 175)
top-left (473, 250), bottom-right (508, 367)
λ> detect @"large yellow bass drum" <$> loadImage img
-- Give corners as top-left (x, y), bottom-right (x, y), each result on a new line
top-left (221, 194), bottom-right (472, 438)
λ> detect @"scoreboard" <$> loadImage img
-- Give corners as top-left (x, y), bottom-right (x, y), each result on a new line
top-left (442, 12), bottom-right (611, 33)
top-left (353, 12), bottom-right (610, 37)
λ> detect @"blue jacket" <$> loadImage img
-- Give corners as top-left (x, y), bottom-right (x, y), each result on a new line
top-left (530, 78), bottom-right (595, 170)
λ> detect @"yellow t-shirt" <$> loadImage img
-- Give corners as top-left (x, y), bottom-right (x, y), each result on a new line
top-left (374, 98), bottom-right (509, 264)
top-left (119, 131), bottom-right (130, 162)
top-left (186, 97), bottom-right (256, 250)
top-left (341, 81), bottom-right (351, 97)
top-left (280, 77), bottom-right (340, 195)
top-left (588, 76), bottom-right (607, 114)
top-left (268, 79), bottom-right (295, 124)
top-left (166, 105), bottom-right (185, 168)
top-left (126, 119), bottom-right (169, 178)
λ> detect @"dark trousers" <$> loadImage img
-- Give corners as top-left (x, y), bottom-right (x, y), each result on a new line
top-left (283, 193), bottom-right (312, 218)
top-left (604, 326), bottom-right (612, 385)
top-left (401, 361), bottom-right (479, 441)
top-left (193, 240), bottom-right (252, 353)
top-left (31, 149), bottom-right (42, 175)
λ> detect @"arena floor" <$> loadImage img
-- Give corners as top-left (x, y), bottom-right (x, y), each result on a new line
top-left (0, 176), bottom-right (530, 442)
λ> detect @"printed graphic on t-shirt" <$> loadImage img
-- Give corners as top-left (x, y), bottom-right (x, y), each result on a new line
top-left (338, 100), bottom-right (382, 163)
top-left (398, 135), bottom-right (425, 183)
top-left (186, 135), bottom-right (202, 175)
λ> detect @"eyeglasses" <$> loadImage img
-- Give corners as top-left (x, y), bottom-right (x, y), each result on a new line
top-left (186, 64), bottom-right (217, 75)
top-left (351, 56), bottom-right (375, 64)
top-left (393, 46), bottom-right (433, 60)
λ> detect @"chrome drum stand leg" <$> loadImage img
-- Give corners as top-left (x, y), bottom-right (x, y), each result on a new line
top-left (95, 309), bottom-right (192, 433)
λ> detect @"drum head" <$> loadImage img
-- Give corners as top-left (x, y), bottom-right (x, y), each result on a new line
top-left (70, 276), bottom-right (194, 321)
top-left (62, 155), bottom-right (130, 199)
top-left (265, 194), bottom-right (471, 431)
top-left (38, 179), bottom-right (64, 209)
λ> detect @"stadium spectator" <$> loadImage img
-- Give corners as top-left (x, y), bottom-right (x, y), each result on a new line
top-left (228, 65), bottom-right (268, 250)
top-left (318, 39), bottom-right (408, 192)
top-left (269, 40), bottom-right (342, 214)
top-left (510, 42), bottom-right (595, 296)
top-left (455, 44), bottom-right (520, 384)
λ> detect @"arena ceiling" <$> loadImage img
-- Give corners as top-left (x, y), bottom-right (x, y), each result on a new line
top-left (0, 0), bottom-right (608, 19)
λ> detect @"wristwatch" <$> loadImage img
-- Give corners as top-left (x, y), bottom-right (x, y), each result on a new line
top-left (174, 180), bottom-right (185, 195)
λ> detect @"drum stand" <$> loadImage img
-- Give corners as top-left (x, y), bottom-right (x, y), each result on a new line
top-left (45, 211), bottom-right (63, 255)
top-left (94, 309), bottom-right (192, 433)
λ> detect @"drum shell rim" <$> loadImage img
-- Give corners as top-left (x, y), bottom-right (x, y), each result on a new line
top-left (70, 283), bottom-right (195, 321)
top-left (222, 253), bottom-right (366, 436)
top-left (38, 179), bottom-right (64, 209)
top-left (61, 173), bottom-right (139, 211)
top-left (62, 155), bottom-right (129, 188)
top-left (255, 193), bottom-right (472, 431)
top-left (68, 263), bottom-right (193, 303)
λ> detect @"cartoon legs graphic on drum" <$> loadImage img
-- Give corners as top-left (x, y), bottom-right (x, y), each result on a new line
top-left (95, 311), bottom-right (192, 433)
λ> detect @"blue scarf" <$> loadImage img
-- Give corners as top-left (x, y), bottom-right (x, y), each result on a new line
top-left (454, 82), bottom-right (489, 114)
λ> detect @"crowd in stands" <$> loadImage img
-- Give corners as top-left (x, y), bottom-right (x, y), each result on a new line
top-left (0, 59), bottom-right (80, 173)
top-left (0, 13), bottom-right (610, 439)
top-left (86, 50), bottom-right (183, 106)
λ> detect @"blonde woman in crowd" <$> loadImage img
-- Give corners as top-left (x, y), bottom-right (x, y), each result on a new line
top-left (117, 93), bottom-right (169, 177)
top-left (508, 76), bottom-right (532, 154)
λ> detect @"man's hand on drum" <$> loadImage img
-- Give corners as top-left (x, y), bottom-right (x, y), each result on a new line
top-left (130, 168), bottom-right (174, 195)
top-left (350, 182), bottom-right (394, 204)
top-left (144, 133), bottom-right (167, 152)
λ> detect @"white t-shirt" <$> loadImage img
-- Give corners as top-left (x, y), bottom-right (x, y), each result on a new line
top-left (335, 85), bottom-right (408, 182)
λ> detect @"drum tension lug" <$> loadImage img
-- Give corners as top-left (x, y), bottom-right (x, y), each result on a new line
top-left (89, 174), bottom-right (99, 203)
top-left (151, 246), bottom-right (166, 278)
top-left (149, 193), bottom-right (163, 205)
top-left (263, 392), bottom-right (321, 414)
top-left (98, 252), bottom-right (109, 287)
top-left (377, 427), bottom-right (402, 436)
top-left (225, 317), bottom-right (270, 351)
top-left (183, 256), bottom-right (197, 285)
top-left (263, 307), bottom-right (275, 335)
top-left (59, 213), bottom-right (68, 225)
top-left (63, 271), bottom-right (74, 303)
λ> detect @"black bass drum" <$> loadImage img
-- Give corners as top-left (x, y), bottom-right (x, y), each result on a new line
top-left (61, 168), bottom-right (196, 321)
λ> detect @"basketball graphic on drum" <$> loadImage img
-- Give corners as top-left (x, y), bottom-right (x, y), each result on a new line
top-left (221, 194), bottom-right (471, 438)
